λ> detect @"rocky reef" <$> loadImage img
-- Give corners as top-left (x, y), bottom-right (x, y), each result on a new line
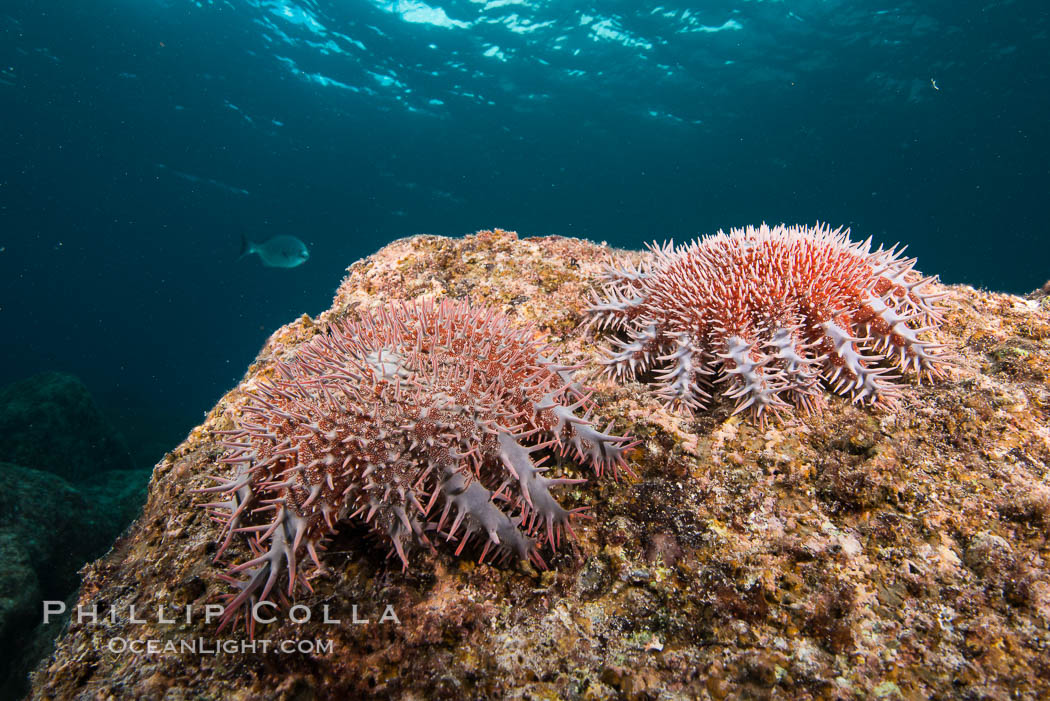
top-left (0, 373), bottom-right (149, 700)
top-left (0, 372), bottom-right (134, 481)
top-left (28, 230), bottom-right (1050, 699)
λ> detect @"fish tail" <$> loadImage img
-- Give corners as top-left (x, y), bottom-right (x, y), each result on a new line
top-left (238, 234), bottom-right (253, 260)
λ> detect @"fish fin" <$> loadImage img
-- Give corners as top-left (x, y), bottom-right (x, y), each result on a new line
top-left (238, 234), bottom-right (253, 261)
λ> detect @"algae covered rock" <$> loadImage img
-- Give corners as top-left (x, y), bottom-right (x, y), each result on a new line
top-left (27, 231), bottom-right (1050, 700)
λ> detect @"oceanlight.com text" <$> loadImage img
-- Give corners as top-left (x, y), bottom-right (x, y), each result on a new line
top-left (106, 637), bottom-right (334, 655)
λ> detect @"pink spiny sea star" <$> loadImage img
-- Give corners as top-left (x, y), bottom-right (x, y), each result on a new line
top-left (197, 299), bottom-right (635, 632)
top-left (587, 223), bottom-right (950, 420)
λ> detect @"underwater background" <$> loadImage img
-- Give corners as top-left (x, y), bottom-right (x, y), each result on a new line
top-left (4, 0), bottom-right (1049, 464)
top-left (0, 1), bottom-right (1048, 695)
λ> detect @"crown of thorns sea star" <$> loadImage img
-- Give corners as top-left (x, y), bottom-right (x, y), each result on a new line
top-left (197, 298), bottom-right (636, 633)
top-left (587, 222), bottom-right (950, 422)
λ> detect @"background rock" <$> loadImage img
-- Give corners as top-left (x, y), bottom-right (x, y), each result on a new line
top-left (0, 461), bottom-right (148, 699)
top-left (0, 372), bottom-right (133, 481)
top-left (0, 373), bottom-right (151, 700)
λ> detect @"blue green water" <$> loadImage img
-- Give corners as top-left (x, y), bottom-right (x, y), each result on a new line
top-left (2, 0), bottom-right (1048, 463)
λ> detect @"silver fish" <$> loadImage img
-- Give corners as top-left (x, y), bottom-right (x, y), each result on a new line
top-left (239, 235), bottom-right (310, 268)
